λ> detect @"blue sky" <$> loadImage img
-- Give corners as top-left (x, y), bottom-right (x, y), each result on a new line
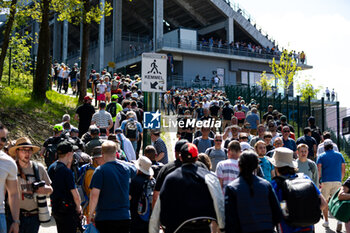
top-left (235, 0), bottom-right (350, 108)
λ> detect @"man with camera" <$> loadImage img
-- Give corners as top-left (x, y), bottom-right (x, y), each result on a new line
top-left (8, 137), bottom-right (52, 233)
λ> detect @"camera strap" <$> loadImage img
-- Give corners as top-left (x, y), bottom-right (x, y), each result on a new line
top-left (32, 161), bottom-right (40, 183)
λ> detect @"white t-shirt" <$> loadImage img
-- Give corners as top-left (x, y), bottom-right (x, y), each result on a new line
top-left (0, 151), bottom-right (17, 213)
top-left (97, 83), bottom-right (107, 94)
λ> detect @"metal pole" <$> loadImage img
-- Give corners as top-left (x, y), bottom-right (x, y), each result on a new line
top-left (8, 47), bottom-right (11, 86)
top-left (336, 101), bottom-right (340, 150)
top-left (297, 95), bottom-right (300, 137)
top-left (321, 97), bottom-right (325, 132)
top-left (308, 96), bottom-right (311, 117)
top-left (286, 94), bottom-right (289, 122)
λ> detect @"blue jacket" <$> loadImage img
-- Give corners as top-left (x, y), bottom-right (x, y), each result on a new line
top-left (225, 175), bottom-right (282, 233)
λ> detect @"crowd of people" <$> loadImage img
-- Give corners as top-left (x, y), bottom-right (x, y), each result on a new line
top-left (197, 38), bottom-right (307, 64)
top-left (0, 76), bottom-right (349, 233)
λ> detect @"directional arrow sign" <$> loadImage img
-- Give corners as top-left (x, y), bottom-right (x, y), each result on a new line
top-left (141, 53), bottom-right (167, 93)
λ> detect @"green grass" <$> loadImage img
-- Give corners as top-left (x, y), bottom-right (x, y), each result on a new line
top-left (0, 85), bottom-right (79, 125)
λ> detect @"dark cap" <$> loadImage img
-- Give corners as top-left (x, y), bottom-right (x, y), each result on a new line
top-left (115, 128), bottom-right (123, 134)
top-left (308, 116), bottom-right (315, 124)
top-left (180, 143), bottom-right (198, 159)
top-left (175, 139), bottom-right (189, 153)
top-left (71, 127), bottom-right (79, 133)
top-left (57, 141), bottom-right (73, 155)
top-left (92, 146), bottom-right (103, 158)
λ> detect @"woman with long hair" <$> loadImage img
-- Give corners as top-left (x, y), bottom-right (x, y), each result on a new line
top-left (225, 150), bottom-right (282, 233)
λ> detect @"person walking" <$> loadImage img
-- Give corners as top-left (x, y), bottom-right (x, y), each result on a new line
top-left (296, 127), bottom-right (317, 161)
top-left (151, 130), bottom-right (168, 164)
top-left (149, 143), bottom-right (224, 233)
top-left (296, 144), bottom-right (319, 187)
top-left (130, 156), bottom-right (155, 233)
top-left (216, 140), bottom-right (241, 191)
top-left (48, 141), bottom-right (82, 233)
top-left (204, 134), bottom-right (227, 172)
top-left (8, 138), bottom-right (52, 233)
top-left (74, 96), bottom-right (95, 138)
top-left (88, 140), bottom-right (137, 233)
top-left (91, 102), bottom-right (113, 134)
top-left (0, 124), bottom-right (20, 233)
top-left (317, 139), bottom-right (346, 230)
top-left (270, 147), bottom-right (327, 233)
top-left (338, 176), bottom-right (350, 233)
top-left (225, 150), bottom-right (282, 233)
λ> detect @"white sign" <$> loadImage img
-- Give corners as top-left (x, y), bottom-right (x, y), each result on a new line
top-left (141, 53), bottom-right (167, 92)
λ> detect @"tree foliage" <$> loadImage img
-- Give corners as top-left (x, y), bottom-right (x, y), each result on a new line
top-left (256, 71), bottom-right (274, 92)
top-left (270, 49), bottom-right (301, 94)
top-left (52, 0), bottom-right (112, 25)
top-left (296, 78), bottom-right (321, 101)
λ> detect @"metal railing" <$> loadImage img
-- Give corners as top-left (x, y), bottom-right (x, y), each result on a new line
top-left (222, 0), bottom-right (278, 47)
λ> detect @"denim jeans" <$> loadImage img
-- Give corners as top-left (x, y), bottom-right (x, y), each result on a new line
top-left (19, 214), bottom-right (40, 233)
top-left (0, 213), bottom-right (6, 233)
top-left (131, 140), bottom-right (137, 153)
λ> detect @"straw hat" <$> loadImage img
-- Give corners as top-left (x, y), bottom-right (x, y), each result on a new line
top-left (134, 156), bottom-right (154, 176)
top-left (268, 147), bottom-right (297, 168)
top-left (8, 137), bottom-right (40, 157)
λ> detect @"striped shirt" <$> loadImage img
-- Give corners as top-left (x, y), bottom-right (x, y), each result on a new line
top-left (91, 110), bottom-right (112, 128)
top-left (216, 158), bottom-right (239, 191)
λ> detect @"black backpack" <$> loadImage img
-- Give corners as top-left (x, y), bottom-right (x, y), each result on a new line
top-left (106, 102), bottom-right (117, 118)
top-left (125, 120), bottom-right (138, 140)
top-left (137, 178), bottom-right (156, 222)
top-left (274, 174), bottom-right (321, 227)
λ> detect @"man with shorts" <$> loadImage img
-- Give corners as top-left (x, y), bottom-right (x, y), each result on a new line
top-left (317, 139), bottom-right (346, 230)
top-left (96, 78), bottom-right (107, 105)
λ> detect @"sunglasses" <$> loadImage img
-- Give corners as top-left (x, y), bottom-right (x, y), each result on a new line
top-left (283, 130), bottom-right (290, 133)
top-left (240, 137), bottom-right (248, 140)
top-left (0, 137), bottom-right (6, 143)
top-left (215, 139), bottom-right (222, 142)
top-left (17, 148), bottom-right (33, 153)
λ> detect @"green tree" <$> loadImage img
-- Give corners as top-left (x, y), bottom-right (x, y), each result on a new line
top-left (0, 0), bottom-right (18, 81)
top-left (52, 0), bottom-right (112, 103)
top-left (270, 49), bottom-right (301, 95)
top-left (296, 78), bottom-right (321, 101)
top-left (256, 71), bottom-right (274, 92)
top-left (31, 0), bottom-right (51, 101)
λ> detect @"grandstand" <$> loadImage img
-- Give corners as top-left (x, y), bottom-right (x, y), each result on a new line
top-left (9, 0), bottom-right (312, 91)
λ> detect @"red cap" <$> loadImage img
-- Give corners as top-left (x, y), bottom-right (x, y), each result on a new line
top-left (84, 96), bottom-right (93, 101)
top-left (180, 143), bottom-right (198, 159)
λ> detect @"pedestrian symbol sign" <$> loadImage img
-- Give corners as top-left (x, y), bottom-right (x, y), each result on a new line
top-left (141, 53), bottom-right (167, 92)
